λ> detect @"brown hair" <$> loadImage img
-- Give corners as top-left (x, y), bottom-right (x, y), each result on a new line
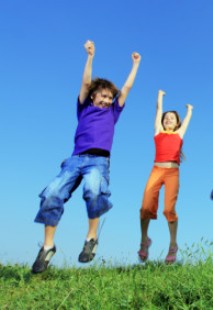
top-left (88, 78), bottom-right (120, 99)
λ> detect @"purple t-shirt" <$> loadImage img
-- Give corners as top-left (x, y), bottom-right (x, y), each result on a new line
top-left (72, 97), bottom-right (124, 155)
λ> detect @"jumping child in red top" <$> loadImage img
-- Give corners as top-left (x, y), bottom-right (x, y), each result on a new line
top-left (139, 90), bottom-right (193, 263)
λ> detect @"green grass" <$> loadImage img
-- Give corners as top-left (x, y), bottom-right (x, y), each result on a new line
top-left (0, 242), bottom-right (213, 310)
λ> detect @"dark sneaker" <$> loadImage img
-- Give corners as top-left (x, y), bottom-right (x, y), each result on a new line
top-left (32, 246), bottom-right (56, 273)
top-left (78, 239), bottom-right (98, 263)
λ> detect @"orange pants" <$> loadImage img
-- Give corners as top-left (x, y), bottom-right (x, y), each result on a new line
top-left (140, 166), bottom-right (179, 222)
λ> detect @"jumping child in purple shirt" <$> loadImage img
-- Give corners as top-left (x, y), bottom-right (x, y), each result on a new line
top-left (32, 40), bottom-right (141, 273)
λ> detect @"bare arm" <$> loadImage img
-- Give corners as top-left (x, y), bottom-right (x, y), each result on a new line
top-left (155, 90), bottom-right (166, 135)
top-left (79, 40), bottom-right (95, 104)
top-left (177, 104), bottom-right (193, 138)
top-left (118, 52), bottom-right (141, 107)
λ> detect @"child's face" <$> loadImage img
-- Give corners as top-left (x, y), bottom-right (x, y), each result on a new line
top-left (163, 112), bottom-right (178, 131)
top-left (92, 89), bottom-right (114, 108)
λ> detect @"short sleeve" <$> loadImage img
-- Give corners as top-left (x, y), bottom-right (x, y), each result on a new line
top-left (112, 98), bottom-right (125, 123)
top-left (77, 96), bottom-right (90, 119)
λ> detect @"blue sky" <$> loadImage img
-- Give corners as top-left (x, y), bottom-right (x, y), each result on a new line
top-left (1, 0), bottom-right (213, 267)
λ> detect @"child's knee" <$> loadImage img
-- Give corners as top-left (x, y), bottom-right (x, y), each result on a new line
top-left (40, 195), bottom-right (63, 209)
top-left (83, 187), bottom-right (102, 203)
top-left (35, 195), bottom-right (65, 226)
top-left (140, 206), bottom-right (157, 220)
top-left (84, 173), bottom-right (110, 201)
top-left (163, 209), bottom-right (178, 222)
top-left (84, 181), bottom-right (112, 218)
top-left (140, 195), bottom-right (158, 219)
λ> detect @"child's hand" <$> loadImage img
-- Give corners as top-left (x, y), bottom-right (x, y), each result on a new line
top-left (132, 52), bottom-right (141, 64)
top-left (158, 90), bottom-right (166, 96)
top-left (84, 40), bottom-right (95, 56)
top-left (186, 104), bottom-right (193, 110)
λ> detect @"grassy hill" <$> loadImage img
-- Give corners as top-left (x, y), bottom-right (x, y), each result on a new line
top-left (0, 243), bottom-right (213, 309)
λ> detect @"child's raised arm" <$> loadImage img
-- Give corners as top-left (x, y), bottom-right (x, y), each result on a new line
top-left (178, 104), bottom-right (193, 138)
top-left (118, 52), bottom-right (141, 107)
top-left (155, 90), bottom-right (166, 135)
top-left (79, 40), bottom-right (95, 104)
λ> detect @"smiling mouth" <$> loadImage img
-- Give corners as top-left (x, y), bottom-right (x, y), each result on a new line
top-left (100, 102), bottom-right (110, 107)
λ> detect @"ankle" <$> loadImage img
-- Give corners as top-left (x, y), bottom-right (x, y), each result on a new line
top-left (141, 236), bottom-right (148, 244)
top-left (44, 244), bottom-right (54, 251)
top-left (86, 235), bottom-right (97, 241)
top-left (169, 242), bottom-right (177, 249)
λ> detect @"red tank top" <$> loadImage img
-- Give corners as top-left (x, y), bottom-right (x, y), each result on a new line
top-left (154, 132), bottom-right (183, 165)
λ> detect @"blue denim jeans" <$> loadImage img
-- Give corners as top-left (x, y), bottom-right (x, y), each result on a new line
top-left (34, 155), bottom-right (112, 226)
